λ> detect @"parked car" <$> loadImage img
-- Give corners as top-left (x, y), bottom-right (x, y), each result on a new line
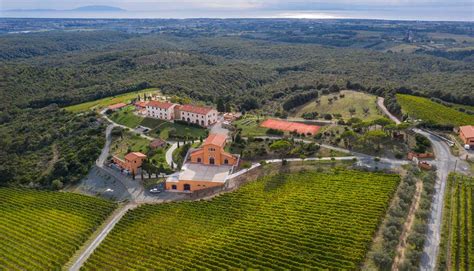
top-left (149, 188), bottom-right (162, 194)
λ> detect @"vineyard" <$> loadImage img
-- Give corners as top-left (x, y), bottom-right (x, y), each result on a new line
top-left (397, 94), bottom-right (474, 126)
top-left (0, 188), bottom-right (116, 270)
top-left (438, 174), bottom-right (474, 271)
top-left (84, 170), bottom-right (399, 270)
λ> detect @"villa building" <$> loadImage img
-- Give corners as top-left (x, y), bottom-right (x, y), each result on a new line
top-left (166, 133), bottom-right (239, 192)
top-left (146, 101), bottom-right (177, 121)
top-left (145, 101), bottom-right (218, 127)
top-left (175, 104), bottom-right (218, 127)
top-left (112, 152), bottom-right (147, 175)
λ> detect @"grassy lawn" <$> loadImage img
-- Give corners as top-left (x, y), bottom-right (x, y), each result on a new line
top-left (234, 115), bottom-right (269, 137)
top-left (110, 130), bottom-right (170, 169)
top-left (291, 90), bottom-right (382, 121)
top-left (397, 94), bottom-right (474, 126)
top-left (83, 169), bottom-right (399, 270)
top-left (65, 88), bottom-right (160, 113)
top-left (111, 132), bottom-right (150, 159)
top-left (109, 106), bottom-right (144, 128)
top-left (109, 107), bottom-right (207, 140)
top-left (0, 188), bottom-right (116, 270)
top-left (151, 121), bottom-right (208, 140)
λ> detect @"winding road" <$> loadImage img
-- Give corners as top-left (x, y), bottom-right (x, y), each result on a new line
top-left (376, 96), bottom-right (470, 270)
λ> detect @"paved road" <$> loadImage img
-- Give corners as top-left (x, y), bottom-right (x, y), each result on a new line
top-left (100, 109), bottom-right (155, 140)
top-left (377, 97), bottom-right (401, 124)
top-left (69, 203), bottom-right (137, 271)
top-left (418, 129), bottom-right (469, 270)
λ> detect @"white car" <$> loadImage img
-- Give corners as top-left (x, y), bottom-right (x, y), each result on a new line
top-left (149, 188), bottom-right (162, 194)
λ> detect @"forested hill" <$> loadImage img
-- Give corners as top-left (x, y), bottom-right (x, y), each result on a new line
top-left (0, 18), bottom-right (473, 188)
top-left (1, 32), bottom-right (473, 110)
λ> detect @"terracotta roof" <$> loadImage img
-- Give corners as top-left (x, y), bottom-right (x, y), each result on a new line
top-left (460, 125), bottom-right (474, 138)
top-left (147, 101), bottom-right (176, 109)
top-left (135, 101), bottom-right (149, 108)
top-left (177, 104), bottom-right (214, 115)
top-left (125, 152), bottom-right (147, 160)
top-left (108, 103), bottom-right (127, 110)
top-left (150, 139), bottom-right (166, 148)
top-left (204, 134), bottom-right (227, 147)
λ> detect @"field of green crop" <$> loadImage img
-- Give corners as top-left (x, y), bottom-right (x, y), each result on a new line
top-left (438, 174), bottom-right (474, 271)
top-left (0, 188), bottom-right (116, 270)
top-left (65, 88), bottom-right (160, 113)
top-left (397, 94), bottom-right (474, 126)
top-left (84, 170), bottom-right (399, 270)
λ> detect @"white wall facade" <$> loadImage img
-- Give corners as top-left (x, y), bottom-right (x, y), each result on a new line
top-left (146, 105), bottom-right (175, 120)
top-left (179, 109), bottom-right (218, 127)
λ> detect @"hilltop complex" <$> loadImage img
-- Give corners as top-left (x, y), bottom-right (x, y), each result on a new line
top-left (145, 101), bottom-right (218, 127)
top-left (167, 133), bottom-right (239, 192)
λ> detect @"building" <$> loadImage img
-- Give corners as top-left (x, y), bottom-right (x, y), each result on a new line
top-left (112, 152), bottom-right (147, 175)
top-left (145, 101), bottom-right (218, 127)
top-left (150, 139), bottom-right (167, 149)
top-left (165, 134), bottom-right (239, 192)
top-left (189, 134), bottom-right (238, 166)
top-left (146, 101), bottom-right (177, 121)
top-left (108, 103), bottom-right (127, 111)
top-left (134, 101), bottom-right (149, 115)
top-left (459, 125), bottom-right (474, 147)
top-left (176, 104), bottom-right (218, 127)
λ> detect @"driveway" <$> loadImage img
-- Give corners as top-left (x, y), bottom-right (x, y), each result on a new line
top-left (377, 97), bottom-right (401, 124)
top-left (417, 129), bottom-right (470, 270)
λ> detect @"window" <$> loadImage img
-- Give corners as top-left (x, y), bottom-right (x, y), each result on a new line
top-left (197, 158), bottom-right (201, 163)
top-left (171, 185), bottom-right (177, 190)
top-left (224, 159), bottom-right (229, 165)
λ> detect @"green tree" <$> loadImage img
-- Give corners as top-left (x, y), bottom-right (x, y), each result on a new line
top-left (217, 98), bottom-right (225, 112)
top-left (270, 140), bottom-right (292, 160)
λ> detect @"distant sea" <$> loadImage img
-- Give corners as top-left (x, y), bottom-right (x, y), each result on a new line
top-left (1, 8), bottom-right (473, 22)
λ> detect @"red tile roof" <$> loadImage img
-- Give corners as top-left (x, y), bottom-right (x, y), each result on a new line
top-left (204, 134), bottom-right (227, 147)
top-left (108, 103), bottom-right (127, 110)
top-left (125, 152), bottom-right (147, 161)
top-left (135, 101), bottom-right (149, 108)
top-left (460, 125), bottom-right (474, 138)
top-left (177, 104), bottom-right (214, 115)
top-left (147, 101), bottom-right (175, 109)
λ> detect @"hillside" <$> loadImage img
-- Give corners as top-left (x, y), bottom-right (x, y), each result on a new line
top-left (397, 94), bottom-right (474, 126)
top-left (291, 90), bottom-right (382, 121)
top-left (83, 170), bottom-right (399, 270)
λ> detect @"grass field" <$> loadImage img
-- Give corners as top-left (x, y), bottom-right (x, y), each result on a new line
top-left (234, 115), bottom-right (269, 136)
top-left (291, 90), bottom-right (382, 121)
top-left (397, 94), bottom-right (474, 126)
top-left (109, 107), bottom-right (207, 140)
top-left (83, 169), bottom-right (399, 270)
top-left (438, 174), bottom-right (474, 270)
top-left (111, 131), bottom-right (170, 168)
top-left (65, 88), bottom-right (160, 113)
top-left (0, 188), bottom-right (116, 270)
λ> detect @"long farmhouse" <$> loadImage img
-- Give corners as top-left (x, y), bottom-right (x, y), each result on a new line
top-left (145, 101), bottom-right (218, 127)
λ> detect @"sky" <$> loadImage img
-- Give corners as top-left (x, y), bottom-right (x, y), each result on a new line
top-left (1, 0), bottom-right (473, 21)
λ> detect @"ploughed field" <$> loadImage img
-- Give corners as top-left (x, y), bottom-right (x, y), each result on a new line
top-left (438, 174), bottom-right (474, 271)
top-left (0, 188), bottom-right (116, 270)
top-left (84, 170), bottom-right (399, 270)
